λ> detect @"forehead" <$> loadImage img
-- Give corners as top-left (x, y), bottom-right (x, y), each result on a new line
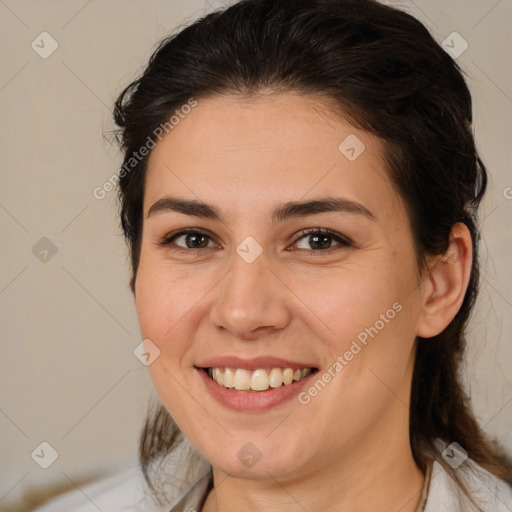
top-left (144, 93), bottom-right (403, 224)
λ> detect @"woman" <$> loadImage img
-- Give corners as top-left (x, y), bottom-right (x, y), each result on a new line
top-left (36, 0), bottom-right (512, 510)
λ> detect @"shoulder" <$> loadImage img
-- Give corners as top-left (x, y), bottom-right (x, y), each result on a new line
top-left (33, 465), bottom-right (169, 512)
top-left (34, 441), bottom-right (212, 512)
top-left (425, 457), bottom-right (512, 512)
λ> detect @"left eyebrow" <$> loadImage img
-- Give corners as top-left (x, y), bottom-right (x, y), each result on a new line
top-left (146, 196), bottom-right (376, 224)
top-left (271, 197), bottom-right (376, 224)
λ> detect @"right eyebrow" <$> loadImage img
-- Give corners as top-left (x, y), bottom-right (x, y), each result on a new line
top-left (147, 196), bottom-right (224, 221)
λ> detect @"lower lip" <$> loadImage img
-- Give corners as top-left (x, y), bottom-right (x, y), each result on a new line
top-left (197, 368), bottom-right (317, 412)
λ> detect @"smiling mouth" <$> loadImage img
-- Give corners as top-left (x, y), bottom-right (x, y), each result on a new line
top-left (205, 367), bottom-right (318, 392)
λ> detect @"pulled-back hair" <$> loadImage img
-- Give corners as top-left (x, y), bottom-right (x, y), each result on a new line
top-left (113, 0), bottom-right (512, 507)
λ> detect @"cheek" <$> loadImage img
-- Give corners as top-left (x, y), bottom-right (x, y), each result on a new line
top-left (134, 250), bottom-right (226, 375)
top-left (134, 257), bottom-right (197, 356)
top-left (293, 262), bottom-right (401, 345)
top-left (322, 276), bottom-right (417, 397)
top-left (295, 260), bottom-right (419, 408)
top-left (134, 266), bottom-right (195, 411)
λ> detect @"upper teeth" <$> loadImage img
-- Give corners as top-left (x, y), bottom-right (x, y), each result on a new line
top-left (208, 367), bottom-right (313, 391)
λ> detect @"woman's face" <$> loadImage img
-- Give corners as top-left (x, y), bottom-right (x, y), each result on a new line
top-left (135, 93), bottom-right (427, 479)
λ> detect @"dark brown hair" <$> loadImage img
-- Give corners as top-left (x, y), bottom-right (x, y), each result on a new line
top-left (113, 0), bottom-right (512, 507)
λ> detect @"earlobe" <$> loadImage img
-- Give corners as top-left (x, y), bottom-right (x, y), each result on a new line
top-left (416, 222), bottom-right (473, 338)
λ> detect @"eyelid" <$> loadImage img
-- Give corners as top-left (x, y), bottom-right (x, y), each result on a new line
top-left (292, 228), bottom-right (353, 248)
top-left (159, 227), bottom-right (353, 253)
top-left (158, 228), bottom-right (220, 250)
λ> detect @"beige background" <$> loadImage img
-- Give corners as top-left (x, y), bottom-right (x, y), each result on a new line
top-left (1, 0), bottom-right (511, 510)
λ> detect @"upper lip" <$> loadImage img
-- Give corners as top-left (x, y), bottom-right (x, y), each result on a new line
top-left (196, 356), bottom-right (318, 371)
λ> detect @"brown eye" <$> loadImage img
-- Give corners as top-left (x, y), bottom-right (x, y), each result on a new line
top-left (161, 229), bottom-right (217, 250)
top-left (292, 229), bottom-right (352, 252)
top-left (180, 233), bottom-right (210, 249)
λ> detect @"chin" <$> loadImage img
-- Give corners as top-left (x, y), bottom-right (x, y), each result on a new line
top-left (202, 440), bottom-right (308, 481)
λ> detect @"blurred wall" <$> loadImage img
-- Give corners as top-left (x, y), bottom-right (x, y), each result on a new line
top-left (1, 0), bottom-right (511, 509)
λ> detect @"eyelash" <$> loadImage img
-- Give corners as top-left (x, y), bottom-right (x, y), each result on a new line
top-left (159, 228), bottom-right (353, 254)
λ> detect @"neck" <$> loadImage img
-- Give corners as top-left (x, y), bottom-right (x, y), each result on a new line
top-left (202, 412), bottom-right (426, 512)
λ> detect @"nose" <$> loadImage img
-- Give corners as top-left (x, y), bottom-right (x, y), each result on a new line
top-left (209, 250), bottom-right (291, 341)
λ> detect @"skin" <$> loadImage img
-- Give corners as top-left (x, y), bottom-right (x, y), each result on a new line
top-left (133, 92), bottom-right (473, 512)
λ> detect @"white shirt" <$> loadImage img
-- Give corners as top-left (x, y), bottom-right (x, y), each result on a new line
top-left (34, 444), bottom-right (512, 512)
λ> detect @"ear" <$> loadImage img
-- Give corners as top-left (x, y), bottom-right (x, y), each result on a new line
top-left (416, 222), bottom-right (473, 338)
